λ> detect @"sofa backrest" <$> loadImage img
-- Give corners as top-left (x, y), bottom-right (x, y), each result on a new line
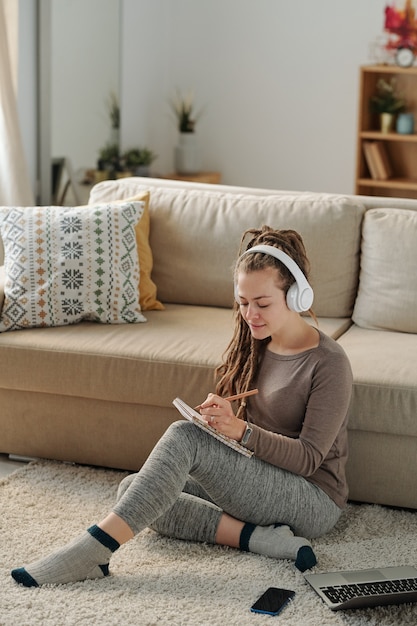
top-left (352, 207), bottom-right (417, 333)
top-left (89, 178), bottom-right (365, 318)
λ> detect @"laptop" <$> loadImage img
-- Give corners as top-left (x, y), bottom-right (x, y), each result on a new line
top-left (304, 565), bottom-right (417, 610)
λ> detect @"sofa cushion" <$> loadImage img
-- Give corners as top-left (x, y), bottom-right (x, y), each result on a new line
top-left (337, 324), bottom-right (417, 437)
top-left (0, 201), bottom-right (146, 331)
top-left (0, 304), bottom-right (351, 412)
top-left (352, 208), bottom-right (417, 332)
top-left (0, 304), bottom-right (233, 407)
top-left (89, 180), bottom-right (365, 318)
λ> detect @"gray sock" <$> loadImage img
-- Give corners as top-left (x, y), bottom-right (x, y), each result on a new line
top-left (240, 523), bottom-right (317, 572)
top-left (11, 525), bottom-right (119, 587)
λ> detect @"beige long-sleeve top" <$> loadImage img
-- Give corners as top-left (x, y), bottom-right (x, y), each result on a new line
top-left (245, 331), bottom-right (353, 509)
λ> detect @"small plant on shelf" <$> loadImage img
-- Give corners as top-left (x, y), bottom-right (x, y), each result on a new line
top-left (97, 143), bottom-right (120, 172)
top-left (96, 138), bottom-right (158, 181)
top-left (122, 147), bottom-right (157, 169)
top-left (370, 77), bottom-right (405, 114)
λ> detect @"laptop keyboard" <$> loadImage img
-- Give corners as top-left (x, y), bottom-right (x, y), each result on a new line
top-left (320, 577), bottom-right (417, 609)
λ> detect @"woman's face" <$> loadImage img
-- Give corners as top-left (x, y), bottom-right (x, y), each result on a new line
top-left (236, 267), bottom-right (291, 340)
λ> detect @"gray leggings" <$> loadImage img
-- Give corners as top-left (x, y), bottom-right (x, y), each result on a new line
top-left (113, 421), bottom-right (342, 543)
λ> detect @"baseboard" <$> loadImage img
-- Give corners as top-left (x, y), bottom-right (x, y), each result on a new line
top-left (8, 454), bottom-right (38, 463)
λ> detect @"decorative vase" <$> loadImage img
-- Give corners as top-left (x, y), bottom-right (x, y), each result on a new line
top-left (396, 113), bottom-right (414, 134)
top-left (174, 133), bottom-right (200, 174)
top-left (380, 113), bottom-right (395, 134)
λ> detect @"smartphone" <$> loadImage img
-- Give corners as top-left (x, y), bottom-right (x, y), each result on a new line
top-left (250, 586), bottom-right (295, 616)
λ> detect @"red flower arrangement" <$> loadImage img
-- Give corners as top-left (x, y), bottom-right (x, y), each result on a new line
top-left (385, 0), bottom-right (417, 52)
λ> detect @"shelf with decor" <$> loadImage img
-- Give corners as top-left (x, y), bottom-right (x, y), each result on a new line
top-left (355, 64), bottom-right (417, 198)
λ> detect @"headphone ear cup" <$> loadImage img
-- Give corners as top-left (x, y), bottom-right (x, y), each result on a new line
top-left (286, 282), bottom-right (314, 313)
top-left (286, 283), bottom-right (300, 312)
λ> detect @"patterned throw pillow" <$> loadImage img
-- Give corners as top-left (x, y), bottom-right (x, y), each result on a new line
top-left (0, 201), bottom-right (147, 331)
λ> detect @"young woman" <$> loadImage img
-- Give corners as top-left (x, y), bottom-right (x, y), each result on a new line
top-left (11, 226), bottom-right (353, 588)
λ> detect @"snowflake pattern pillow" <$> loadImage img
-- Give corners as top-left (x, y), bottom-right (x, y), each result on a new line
top-left (0, 201), bottom-right (147, 331)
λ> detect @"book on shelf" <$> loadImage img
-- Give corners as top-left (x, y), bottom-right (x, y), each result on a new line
top-left (172, 397), bottom-right (254, 458)
top-left (363, 141), bottom-right (379, 179)
top-left (363, 141), bottom-right (392, 180)
top-left (373, 141), bottom-right (393, 180)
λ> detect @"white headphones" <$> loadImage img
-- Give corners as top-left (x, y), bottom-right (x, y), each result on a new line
top-left (235, 244), bottom-right (314, 313)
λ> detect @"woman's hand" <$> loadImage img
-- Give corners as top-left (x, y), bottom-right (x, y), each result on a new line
top-left (198, 393), bottom-right (247, 441)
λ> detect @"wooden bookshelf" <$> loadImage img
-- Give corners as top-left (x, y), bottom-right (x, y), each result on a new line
top-left (356, 65), bottom-right (417, 198)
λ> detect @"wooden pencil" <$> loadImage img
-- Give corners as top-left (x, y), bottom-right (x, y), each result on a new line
top-left (224, 389), bottom-right (259, 402)
top-left (194, 388), bottom-right (258, 410)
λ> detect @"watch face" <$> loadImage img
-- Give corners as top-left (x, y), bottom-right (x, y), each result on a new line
top-left (396, 46), bottom-right (415, 67)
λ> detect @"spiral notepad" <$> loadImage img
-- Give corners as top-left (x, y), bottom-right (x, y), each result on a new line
top-left (173, 397), bottom-right (254, 458)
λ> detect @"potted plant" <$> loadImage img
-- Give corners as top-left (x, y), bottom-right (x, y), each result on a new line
top-left (370, 77), bottom-right (405, 132)
top-left (170, 89), bottom-right (203, 173)
top-left (121, 147), bottom-right (157, 176)
top-left (96, 143), bottom-right (120, 181)
top-left (170, 89), bottom-right (202, 133)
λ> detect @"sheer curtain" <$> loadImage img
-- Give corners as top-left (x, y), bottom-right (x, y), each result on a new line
top-left (0, 0), bottom-right (34, 206)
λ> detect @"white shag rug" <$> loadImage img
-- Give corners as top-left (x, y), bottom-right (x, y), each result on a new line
top-left (1, 460), bottom-right (416, 626)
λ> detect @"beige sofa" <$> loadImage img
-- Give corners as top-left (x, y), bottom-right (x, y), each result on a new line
top-left (0, 177), bottom-right (416, 510)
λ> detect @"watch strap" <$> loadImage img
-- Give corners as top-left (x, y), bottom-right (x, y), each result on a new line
top-left (241, 422), bottom-right (253, 445)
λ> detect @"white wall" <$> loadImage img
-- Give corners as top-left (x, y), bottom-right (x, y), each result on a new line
top-left (121, 0), bottom-right (388, 193)
top-left (18, 0), bottom-right (390, 196)
top-left (51, 0), bottom-right (120, 173)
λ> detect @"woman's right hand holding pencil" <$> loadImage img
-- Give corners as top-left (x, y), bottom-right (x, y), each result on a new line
top-left (197, 389), bottom-right (258, 441)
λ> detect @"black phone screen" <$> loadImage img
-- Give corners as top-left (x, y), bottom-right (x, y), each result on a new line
top-left (250, 586), bottom-right (295, 615)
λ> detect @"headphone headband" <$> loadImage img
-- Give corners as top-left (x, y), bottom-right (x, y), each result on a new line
top-left (236, 244), bottom-right (314, 313)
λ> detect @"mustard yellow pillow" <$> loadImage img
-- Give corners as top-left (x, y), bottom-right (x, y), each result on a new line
top-left (118, 192), bottom-right (164, 311)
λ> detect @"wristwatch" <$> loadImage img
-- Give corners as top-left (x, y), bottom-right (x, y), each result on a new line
top-left (241, 422), bottom-right (253, 445)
